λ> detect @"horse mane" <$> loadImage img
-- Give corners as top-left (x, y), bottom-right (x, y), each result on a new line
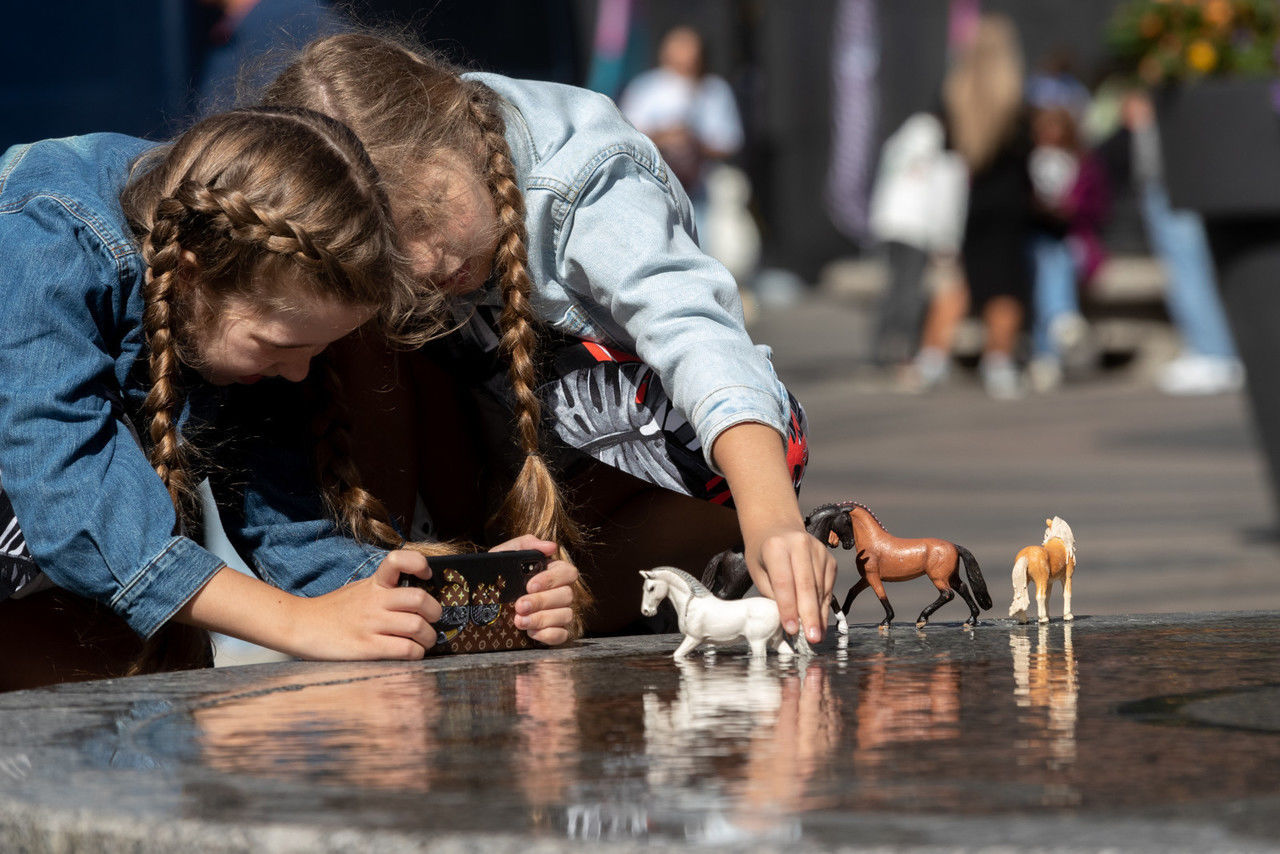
top-left (807, 500), bottom-right (884, 530)
top-left (1044, 516), bottom-right (1077, 563)
top-left (655, 566), bottom-right (712, 598)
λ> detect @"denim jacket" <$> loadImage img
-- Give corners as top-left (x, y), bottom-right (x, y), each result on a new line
top-left (0, 134), bottom-right (381, 636)
top-left (471, 73), bottom-right (791, 467)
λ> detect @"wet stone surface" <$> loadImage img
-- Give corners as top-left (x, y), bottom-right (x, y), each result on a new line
top-left (2, 613), bottom-right (1279, 852)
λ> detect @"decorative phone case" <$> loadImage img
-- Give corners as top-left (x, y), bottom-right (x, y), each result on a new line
top-left (399, 550), bottom-right (546, 654)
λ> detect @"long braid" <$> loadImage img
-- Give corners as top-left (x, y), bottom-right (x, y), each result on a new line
top-left (469, 88), bottom-right (593, 633)
top-left (140, 197), bottom-right (199, 524)
top-left (117, 107), bottom-right (422, 674)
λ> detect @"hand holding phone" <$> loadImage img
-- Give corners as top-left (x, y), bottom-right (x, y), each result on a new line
top-left (398, 549), bottom-right (547, 654)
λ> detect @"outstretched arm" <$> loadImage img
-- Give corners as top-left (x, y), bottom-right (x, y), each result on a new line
top-left (176, 550), bottom-right (442, 660)
top-left (712, 422), bottom-right (836, 644)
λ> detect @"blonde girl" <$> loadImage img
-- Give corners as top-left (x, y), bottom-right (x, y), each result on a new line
top-left (263, 33), bottom-right (835, 640)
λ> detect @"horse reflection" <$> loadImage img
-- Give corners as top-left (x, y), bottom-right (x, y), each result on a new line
top-left (642, 657), bottom-right (841, 831)
top-left (1009, 623), bottom-right (1079, 777)
top-left (851, 654), bottom-right (961, 769)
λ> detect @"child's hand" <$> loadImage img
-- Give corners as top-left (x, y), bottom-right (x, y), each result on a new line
top-left (743, 521), bottom-right (837, 645)
top-left (492, 535), bottom-right (580, 646)
top-left (289, 549), bottom-right (442, 659)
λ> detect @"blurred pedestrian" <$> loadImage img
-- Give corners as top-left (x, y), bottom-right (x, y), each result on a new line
top-left (1111, 89), bottom-right (1243, 395)
top-left (865, 111), bottom-right (967, 368)
top-left (1027, 104), bottom-right (1110, 392)
top-left (911, 13), bottom-right (1033, 399)
top-left (619, 25), bottom-right (744, 239)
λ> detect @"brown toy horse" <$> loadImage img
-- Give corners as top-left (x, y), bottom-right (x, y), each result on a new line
top-left (805, 501), bottom-right (992, 631)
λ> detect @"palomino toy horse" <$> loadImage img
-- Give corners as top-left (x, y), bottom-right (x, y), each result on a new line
top-left (639, 567), bottom-right (813, 660)
top-left (1009, 516), bottom-right (1077, 623)
top-left (806, 501), bottom-right (992, 631)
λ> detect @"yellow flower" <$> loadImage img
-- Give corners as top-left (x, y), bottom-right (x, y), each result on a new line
top-left (1186, 38), bottom-right (1219, 71)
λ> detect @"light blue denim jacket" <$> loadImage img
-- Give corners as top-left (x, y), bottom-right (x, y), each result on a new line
top-left (0, 134), bottom-right (382, 636)
top-left (471, 73), bottom-right (791, 466)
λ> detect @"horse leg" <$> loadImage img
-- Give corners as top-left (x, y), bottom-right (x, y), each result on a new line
top-left (1035, 578), bottom-right (1050, 624)
top-left (952, 577), bottom-right (982, 627)
top-left (916, 585), bottom-right (955, 628)
top-left (866, 575), bottom-right (894, 630)
top-left (1063, 560), bottom-right (1075, 622)
top-left (830, 595), bottom-right (849, 635)
top-left (836, 578), bottom-right (870, 635)
top-left (672, 634), bottom-right (702, 661)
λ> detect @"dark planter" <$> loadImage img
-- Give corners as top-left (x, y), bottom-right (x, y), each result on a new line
top-left (1158, 78), bottom-right (1280, 526)
top-left (1156, 78), bottom-right (1280, 217)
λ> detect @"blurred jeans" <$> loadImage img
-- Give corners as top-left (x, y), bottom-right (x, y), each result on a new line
top-left (1030, 234), bottom-right (1080, 358)
top-left (1140, 184), bottom-right (1238, 359)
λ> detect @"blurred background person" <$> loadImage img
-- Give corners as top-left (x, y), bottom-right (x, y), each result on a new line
top-left (620, 24), bottom-right (745, 240)
top-left (910, 13), bottom-right (1033, 400)
top-left (864, 111), bottom-right (967, 370)
top-left (1104, 88), bottom-right (1244, 396)
top-left (1026, 103), bottom-right (1110, 393)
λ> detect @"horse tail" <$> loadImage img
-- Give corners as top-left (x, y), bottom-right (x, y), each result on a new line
top-left (955, 544), bottom-right (992, 610)
top-left (1009, 553), bottom-right (1031, 617)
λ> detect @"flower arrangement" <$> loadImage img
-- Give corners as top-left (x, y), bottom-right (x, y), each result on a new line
top-left (1108, 0), bottom-right (1280, 84)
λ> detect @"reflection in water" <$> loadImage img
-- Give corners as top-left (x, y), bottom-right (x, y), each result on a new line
top-left (195, 669), bottom-right (441, 792)
top-left (515, 660), bottom-right (579, 810)
top-left (50, 614), bottom-right (1280, 847)
top-left (851, 641), bottom-right (960, 774)
top-left (1009, 623), bottom-right (1080, 805)
top-left (639, 657), bottom-right (840, 842)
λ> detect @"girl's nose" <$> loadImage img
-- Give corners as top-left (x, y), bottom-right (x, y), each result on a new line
top-left (276, 351), bottom-right (317, 383)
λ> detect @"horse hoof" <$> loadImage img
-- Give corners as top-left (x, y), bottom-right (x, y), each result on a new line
top-left (915, 619), bottom-right (927, 629)
top-left (1064, 613), bottom-right (1074, 622)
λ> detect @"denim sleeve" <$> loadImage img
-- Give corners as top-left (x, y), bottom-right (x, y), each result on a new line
top-left (0, 198), bottom-right (224, 637)
top-left (557, 154), bottom-right (790, 470)
top-left (211, 384), bottom-right (386, 597)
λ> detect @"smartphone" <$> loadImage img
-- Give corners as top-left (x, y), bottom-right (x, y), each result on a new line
top-left (398, 549), bottom-right (548, 653)
top-left (397, 549), bottom-right (547, 601)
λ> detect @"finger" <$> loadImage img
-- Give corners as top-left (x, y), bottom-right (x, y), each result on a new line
top-left (525, 559), bottom-right (579, 594)
top-left (789, 547), bottom-right (823, 644)
top-left (371, 634), bottom-right (428, 660)
top-left (516, 584), bottom-right (574, 617)
top-left (491, 535), bottom-right (556, 555)
top-left (516, 606), bottom-right (574, 633)
top-left (762, 542), bottom-right (799, 635)
top-left (373, 549), bottom-right (429, 588)
top-left (527, 626), bottom-right (570, 646)
top-left (387, 585), bottom-right (442, 624)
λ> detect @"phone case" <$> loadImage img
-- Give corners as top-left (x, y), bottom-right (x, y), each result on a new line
top-left (399, 550), bottom-right (547, 654)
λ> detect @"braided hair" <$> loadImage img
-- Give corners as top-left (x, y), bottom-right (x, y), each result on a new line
top-left (118, 108), bottom-right (428, 670)
top-left (264, 34), bottom-right (592, 631)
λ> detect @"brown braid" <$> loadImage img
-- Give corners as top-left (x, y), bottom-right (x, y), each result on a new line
top-left (116, 107), bottom-right (431, 673)
top-left (264, 35), bottom-right (593, 635)
top-left (463, 88), bottom-right (593, 635)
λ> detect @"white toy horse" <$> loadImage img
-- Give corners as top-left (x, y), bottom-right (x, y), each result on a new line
top-left (639, 567), bottom-right (813, 660)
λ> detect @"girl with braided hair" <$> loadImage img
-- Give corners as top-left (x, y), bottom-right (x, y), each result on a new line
top-left (0, 107), bottom-right (579, 690)
top-left (262, 33), bottom-right (835, 642)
